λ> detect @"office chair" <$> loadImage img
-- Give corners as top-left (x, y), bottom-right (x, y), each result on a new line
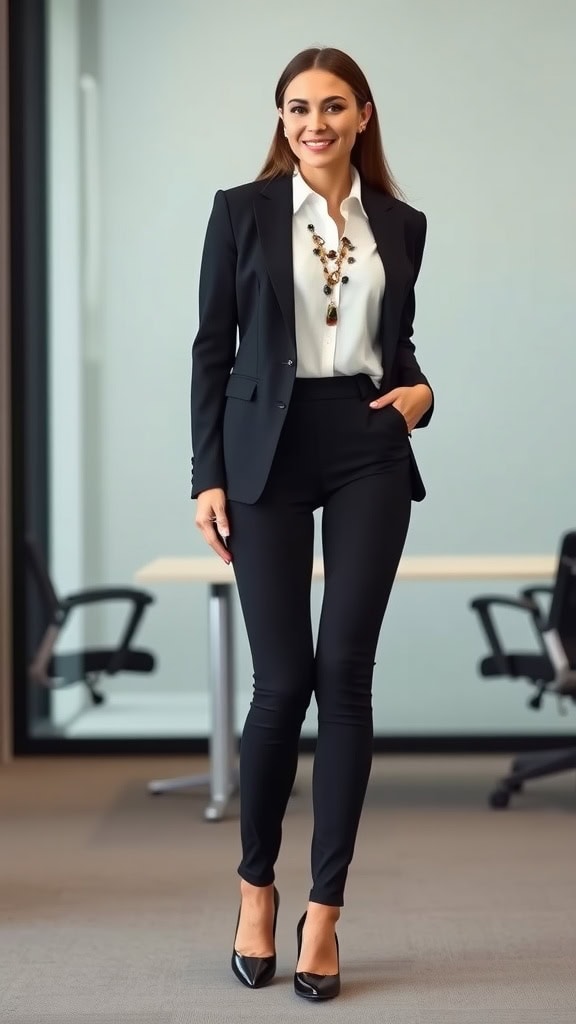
top-left (25, 534), bottom-right (156, 705)
top-left (470, 530), bottom-right (576, 808)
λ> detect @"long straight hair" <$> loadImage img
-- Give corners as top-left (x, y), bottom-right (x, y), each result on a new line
top-left (258, 47), bottom-right (403, 198)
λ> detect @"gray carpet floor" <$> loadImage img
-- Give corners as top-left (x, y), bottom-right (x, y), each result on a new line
top-left (1, 754), bottom-right (576, 1023)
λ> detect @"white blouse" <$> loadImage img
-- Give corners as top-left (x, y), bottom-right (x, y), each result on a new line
top-left (292, 166), bottom-right (386, 387)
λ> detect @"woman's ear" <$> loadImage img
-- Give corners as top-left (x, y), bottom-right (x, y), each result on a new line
top-left (361, 101), bottom-right (373, 130)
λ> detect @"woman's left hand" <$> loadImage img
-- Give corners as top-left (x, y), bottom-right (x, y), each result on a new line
top-left (369, 384), bottom-right (433, 433)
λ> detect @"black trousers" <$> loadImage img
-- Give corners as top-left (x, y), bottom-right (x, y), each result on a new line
top-left (228, 374), bottom-right (412, 907)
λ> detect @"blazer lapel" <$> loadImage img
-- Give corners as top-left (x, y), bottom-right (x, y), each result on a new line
top-left (254, 176), bottom-right (296, 349)
top-left (360, 184), bottom-right (402, 379)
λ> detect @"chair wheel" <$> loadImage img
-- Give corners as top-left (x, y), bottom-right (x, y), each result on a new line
top-left (489, 788), bottom-right (511, 809)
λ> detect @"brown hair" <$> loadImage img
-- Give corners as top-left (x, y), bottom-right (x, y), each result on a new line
top-left (258, 47), bottom-right (403, 198)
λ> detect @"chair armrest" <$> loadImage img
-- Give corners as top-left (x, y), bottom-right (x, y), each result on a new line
top-left (107, 597), bottom-right (155, 673)
top-left (61, 587), bottom-right (155, 675)
top-left (469, 595), bottom-right (537, 675)
top-left (470, 596), bottom-right (536, 612)
top-left (520, 586), bottom-right (553, 601)
top-left (61, 587), bottom-right (154, 610)
top-left (519, 585), bottom-right (553, 630)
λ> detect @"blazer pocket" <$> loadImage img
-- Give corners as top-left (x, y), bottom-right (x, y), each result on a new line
top-left (225, 375), bottom-right (257, 401)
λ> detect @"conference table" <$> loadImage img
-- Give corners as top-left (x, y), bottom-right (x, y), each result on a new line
top-left (135, 554), bottom-right (555, 821)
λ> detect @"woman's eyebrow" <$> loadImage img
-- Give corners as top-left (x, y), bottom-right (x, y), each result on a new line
top-left (287, 95), bottom-right (348, 105)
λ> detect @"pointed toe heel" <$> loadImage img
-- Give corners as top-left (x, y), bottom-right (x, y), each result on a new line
top-left (231, 949), bottom-right (277, 990)
top-left (293, 911), bottom-right (341, 1001)
top-left (231, 886), bottom-right (279, 989)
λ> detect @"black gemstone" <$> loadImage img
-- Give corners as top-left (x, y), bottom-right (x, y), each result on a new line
top-left (327, 250), bottom-right (337, 260)
top-left (326, 303), bottom-right (338, 325)
top-left (323, 284), bottom-right (332, 295)
top-left (341, 236), bottom-right (351, 246)
top-left (342, 276), bottom-right (349, 284)
top-left (348, 245), bottom-right (356, 251)
top-left (312, 248), bottom-right (320, 255)
top-left (307, 224), bottom-right (315, 231)
top-left (347, 256), bottom-right (356, 264)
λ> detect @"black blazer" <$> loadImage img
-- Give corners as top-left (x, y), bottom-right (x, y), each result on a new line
top-left (190, 174), bottom-right (433, 504)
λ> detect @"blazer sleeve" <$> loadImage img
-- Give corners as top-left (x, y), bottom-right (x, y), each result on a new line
top-left (396, 210), bottom-right (434, 429)
top-left (190, 190), bottom-right (238, 498)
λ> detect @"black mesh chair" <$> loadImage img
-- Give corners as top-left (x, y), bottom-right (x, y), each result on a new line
top-left (470, 530), bottom-right (576, 808)
top-left (26, 534), bottom-right (156, 706)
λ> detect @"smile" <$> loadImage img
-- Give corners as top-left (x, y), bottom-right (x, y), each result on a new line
top-left (302, 140), bottom-right (335, 150)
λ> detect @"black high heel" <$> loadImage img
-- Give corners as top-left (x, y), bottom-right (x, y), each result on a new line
top-left (294, 910), bottom-right (341, 1000)
top-left (231, 886), bottom-right (279, 989)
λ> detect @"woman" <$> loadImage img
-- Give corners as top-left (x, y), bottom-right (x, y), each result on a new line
top-left (190, 46), bottom-right (433, 1000)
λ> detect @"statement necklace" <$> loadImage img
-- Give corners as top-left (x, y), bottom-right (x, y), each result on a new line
top-left (307, 223), bottom-right (356, 326)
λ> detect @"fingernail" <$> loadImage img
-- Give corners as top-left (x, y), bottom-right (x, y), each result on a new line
top-left (369, 401), bottom-right (378, 408)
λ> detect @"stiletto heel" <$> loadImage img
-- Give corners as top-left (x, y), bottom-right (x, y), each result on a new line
top-left (293, 910), bottom-right (341, 1000)
top-left (231, 886), bottom-right (279, 989)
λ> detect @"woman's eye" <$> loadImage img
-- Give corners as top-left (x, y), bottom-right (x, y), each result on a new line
top-left (288, 104), bottom-right (344, 115)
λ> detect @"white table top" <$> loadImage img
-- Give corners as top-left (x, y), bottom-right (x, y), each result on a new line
top-left (135, 554), bottom-right (556, 585)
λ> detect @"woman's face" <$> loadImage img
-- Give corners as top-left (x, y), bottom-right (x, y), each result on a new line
top-left (280, 69), bottom-right (371, 174)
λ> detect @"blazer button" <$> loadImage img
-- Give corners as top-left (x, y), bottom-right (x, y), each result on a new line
top-left (276, 401), bottom-right (286, 410)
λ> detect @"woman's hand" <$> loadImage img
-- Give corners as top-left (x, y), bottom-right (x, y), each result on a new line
top-left (369, 384), bottom-right (433, 432)
top-left (195, 488), bottom-right (232, 564)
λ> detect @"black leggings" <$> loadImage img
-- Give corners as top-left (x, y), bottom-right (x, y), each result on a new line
top-left (227, 375), bottom-right (412, 906)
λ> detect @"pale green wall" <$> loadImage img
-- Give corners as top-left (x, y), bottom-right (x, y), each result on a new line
top-left (55, 0), bottom-right (576, 735)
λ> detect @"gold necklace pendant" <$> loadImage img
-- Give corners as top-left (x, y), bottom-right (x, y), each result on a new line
top-left (326, 302), bottom-right (338, 326)
top-left (308, 223), bottom-right (355, 329)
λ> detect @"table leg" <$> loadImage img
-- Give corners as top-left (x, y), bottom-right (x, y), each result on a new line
top-left (147, 581), bottom-right (239, 819)
top-left (204, 582), bottom-right (238, 820)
